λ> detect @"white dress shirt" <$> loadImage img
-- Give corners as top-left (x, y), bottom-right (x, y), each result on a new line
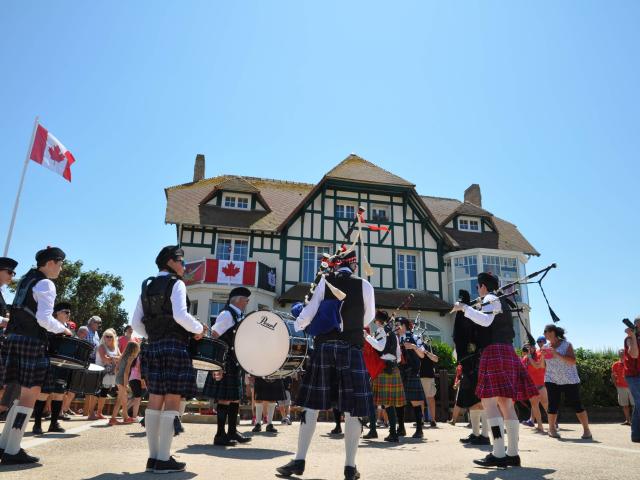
top-left (462, 293), bottom-right (502, 327)
top-left (294, 268), bottom-right (376, 332)
top-left (131, 272), bottom-right (203, 338)
top-left (366, 327), bottom-right (401, 361)
top-left (212, 304), bottom-right (243, 337)
top-left (33, 279), bottom-right (67, 334)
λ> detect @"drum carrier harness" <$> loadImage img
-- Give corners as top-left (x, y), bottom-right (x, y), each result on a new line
top-left (141, 274), bottom-right (191, 343)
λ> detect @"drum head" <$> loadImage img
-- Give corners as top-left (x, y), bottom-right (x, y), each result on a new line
top-left (88, 363), bottom-right (104, 372)
top-left (235, 311), bottom-right (290, 377)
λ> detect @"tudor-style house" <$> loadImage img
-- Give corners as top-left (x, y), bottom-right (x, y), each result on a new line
top-left (165, 154), bottom-right (539, 347)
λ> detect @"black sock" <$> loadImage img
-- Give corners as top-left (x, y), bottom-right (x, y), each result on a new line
top-left (413, 406), bottom-right (423, 430)
top-left (386, 407), bottom-right (397, 435)
top-left (333, 408), bottom-right (341, 429)
top-left (368, 412), bottom-right (377, 433)
top-left (216, 404), bottom-right (228, 437)
top-left (50, 400), bottom-right (63, 424)
top-left (227, 402), bottom-right (239, 434)
top-left (33, 400), bottom-right (46, 425)
top-left (397, 405), bottom-right (405, 431)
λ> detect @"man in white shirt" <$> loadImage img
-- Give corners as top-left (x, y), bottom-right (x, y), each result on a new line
top-left (0, 247), bottom-right (71, 465)
top-left (131, 245), bottom-right (206, 474)
top-left (203, 287), bottom-right (252, 446)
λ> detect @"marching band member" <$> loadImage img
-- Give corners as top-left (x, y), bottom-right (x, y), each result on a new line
top-left (364, 310), bottom-right (406, 443)
top-left (396, 317), bottom-right (426, 439)
top-left (131, 245), bottom-right (206, 473)
top-left (451, 272), bottom-right (537, 468)
top-left (0, 257), bottom-right (19, 416)
top-left (203, 287), bottom-right (252, 446)
top-left (277, 249), bottom-right (375, 480)
top-left (453, 289), bottom-right (491, 446)
top-left (252, 377), bottom-right (286, 434)
top-left (0, 247), bottom-right (71, 465)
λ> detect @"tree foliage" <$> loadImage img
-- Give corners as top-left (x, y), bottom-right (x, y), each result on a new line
top-left (53, 260), bottom-right (128, 334)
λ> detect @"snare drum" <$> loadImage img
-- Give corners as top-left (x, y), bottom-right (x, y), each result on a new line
top-left (234, 310), bottom-right (310, 379)
top-left (189, 337), bottom-right (228, 371)
top-left (48, 335), bottom-right (94, 369)
top-left (68, 364), bottom-right (105, 395)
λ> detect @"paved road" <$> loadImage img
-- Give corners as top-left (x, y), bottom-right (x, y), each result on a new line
top-left (0, 417), bottom-right (638, 479)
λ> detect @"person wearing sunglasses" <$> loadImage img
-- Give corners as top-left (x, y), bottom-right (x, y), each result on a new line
top-left (0, 257), bottom-right (19, 419)
top-left (0, 247), bottom-right (72, 465)
top-left (131, 245), bottom-right (207, 474)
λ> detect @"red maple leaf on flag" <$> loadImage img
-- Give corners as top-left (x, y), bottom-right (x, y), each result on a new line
top-left (222, 261), bottom-right (240, 277)
top-left (48, 144), bottom-right (66, 162)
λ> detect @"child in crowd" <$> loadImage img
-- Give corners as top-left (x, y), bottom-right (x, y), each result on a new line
top-left (110, 341), bottom-right (140, 426)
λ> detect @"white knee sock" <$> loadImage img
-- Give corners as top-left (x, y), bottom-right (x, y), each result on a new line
top-left (481, 411), bottom-right (489, 437)
top-left (344, 413), bottom-right (361, 468)
top-left (505, 419), bottom-right (520, 456)
top-left (295, 408), bottom-right (318, 461)
top-left (157, 410), bottom-right (178, 462)
top-left (0, 400), bottom-right (19, 450)
top-left (487, 417), bottom-right (506, 458)
top-left (179, 400), bottom-right (187, 417)
top-left (145, 409), bottom-right (161, 460)
top-left (470, 410), bottom-right (481, 436)
top-left (267, 403), bottom-right (276, 425)
top-left (255, 404), bottom-right (264, 425)
top-left (5, 406), bottom-right (33, 455)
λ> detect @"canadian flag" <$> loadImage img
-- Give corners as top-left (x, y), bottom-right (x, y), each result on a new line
top-left (29, 124), bottom-right (75, 182)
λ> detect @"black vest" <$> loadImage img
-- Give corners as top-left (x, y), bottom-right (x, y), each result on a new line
top-left (453, 311), bottom-right (492, 360)
top-left (0, 290), bottom-right (7, 318)
top-left (380, 327), bottom-right (398, 359)
top-left (489, 297), bottom-right (515, 345)
top-left (314, 270), bottom-right (365, 347)
top-left (218, 305), bottom-right (241, 369)
top-left (399, 333), bottom-right (421, 374)
top-left (141, 274), bottom-right (191, 343)
top-left (7, 269), bottom-right (49, 342)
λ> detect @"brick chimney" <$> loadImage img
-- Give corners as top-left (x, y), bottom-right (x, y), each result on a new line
top-left (464, 184), bottom-right (482, 207)
top-left (193, 154), bottom-right (205, 182)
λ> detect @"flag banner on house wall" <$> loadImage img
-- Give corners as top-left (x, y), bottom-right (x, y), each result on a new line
top-left (183, 259), bottom-right (206, 285)
top-left (29, 123), bottom-right (76, 182)
top-left (257, 263), bottom-right (277, 292)
top-left (195, 259), bottom-right (256, 286)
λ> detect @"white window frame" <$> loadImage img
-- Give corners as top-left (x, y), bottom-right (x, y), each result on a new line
top-left (215, 236), bottom-right (250, 261)
top-left (223, 194), bottom-right (251, 210)
top-left (302, 244), bottom-right (332, 283)
top-left (396, 250), bottom-right (420, 290)
top-left (458, 216), bottom-right (481, 232)
top-left (335, 203), bottom-right (357, 220)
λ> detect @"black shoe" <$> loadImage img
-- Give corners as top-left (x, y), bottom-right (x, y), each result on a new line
top-left (384, 433), bottom-right (399, 443)
top-left (276, 459), bottom-right (305, 476)
top-left (412, 429), bottom-right (424, 439)
top-left (397, 427), bottom-right (406, 437)
top-left (60, 414), bottom-right (71, 421)
top-left (145, 458), bottom-right (156, 472)
top-left (173, 416), bottom-right (184, 436)
top-left (48, 422), bottom-right (66, 433)
top-left (504, 455), bottom-right (521, 467)
top-left (430, 420), bottom-right (437, 428)
top-left (362, 430), bottom-right (378, 439)
top-left (32, 424), bottom-right (43, 435)
top-left (229, 431), bottom-right (251, 443)
top-left (344, 465), bottom-right (360, 480)
top-left (460, 433), bottom-right (478, 444)
top-left (266, 424), bottom-right (278, 433)
top-left (252, 423), bottom-right (262, 432)
top-left (213, 434), bottom-right (237, 446)
top-left (154, 456), bottom-right (186, 473)
top-left (473, 453), bottom-right (508, 468)
top-left (1, 448), bottom-right (40, 465)
top-left (470, 435), bottom-right (491, 446)
top-left (0, 411), bottom-right (7, 422)
top-left (330, 426), bottom-right (342, 435)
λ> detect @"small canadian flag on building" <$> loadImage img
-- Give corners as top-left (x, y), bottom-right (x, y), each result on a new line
top-left (29, 123), bottom-right (75, 182)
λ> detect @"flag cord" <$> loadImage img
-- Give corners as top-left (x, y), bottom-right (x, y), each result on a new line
top-left (4, 116), bottom-right (39, 256)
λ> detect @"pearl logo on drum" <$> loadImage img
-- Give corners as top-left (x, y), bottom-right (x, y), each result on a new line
top-left (258, 316), bottom-right (277, 331)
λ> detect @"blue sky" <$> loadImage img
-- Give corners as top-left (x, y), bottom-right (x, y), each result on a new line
top-left (1, 1), bottom-right (638, 350)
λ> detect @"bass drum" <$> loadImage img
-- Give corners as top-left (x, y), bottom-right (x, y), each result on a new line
top-left (68, 364), bottom-right (106, 395)
top-left (234, 310), bottom-right (310, 379)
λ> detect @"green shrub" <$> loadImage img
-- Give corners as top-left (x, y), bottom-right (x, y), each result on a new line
top-left (429, 340), bottom-right (456, 374)
top-left (574, 347), bottom-right (619, 407)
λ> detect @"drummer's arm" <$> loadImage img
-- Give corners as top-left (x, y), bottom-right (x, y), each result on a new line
top-left (33, 279), bottom-right (71, 336)
top-left (170, 280), bottom-right (204, 335)
top-left (211, 311), bottom-right (234, 339)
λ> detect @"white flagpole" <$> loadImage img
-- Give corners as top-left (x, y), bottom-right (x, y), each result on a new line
top-left (4, 116), bottom-right (39, 256)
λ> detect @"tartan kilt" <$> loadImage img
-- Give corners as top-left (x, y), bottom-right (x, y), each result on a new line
top-left (41, 365), bottom-right (71, 394)
top-left (2, 334), bottom-right (49, 388)
top-left (476, 343), bottom-right (538, 401)
top-left (202, 361), bottom-right (243, 401)
top-left (254, 377), bottom-right (286, 402)
top-left (372, 367), bottom-right (406, 407)
top-left (296, 341), bottom-right (372, 417)
top-left (400, 368), bottom-right (426, 403)
top-left (141, 338), bottom-right (196, 398)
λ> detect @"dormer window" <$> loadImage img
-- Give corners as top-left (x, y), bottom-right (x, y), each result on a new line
top-left (458, 217), bottom-right (480, 232)
top-left (223, 194), bottom-right (250, 210)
